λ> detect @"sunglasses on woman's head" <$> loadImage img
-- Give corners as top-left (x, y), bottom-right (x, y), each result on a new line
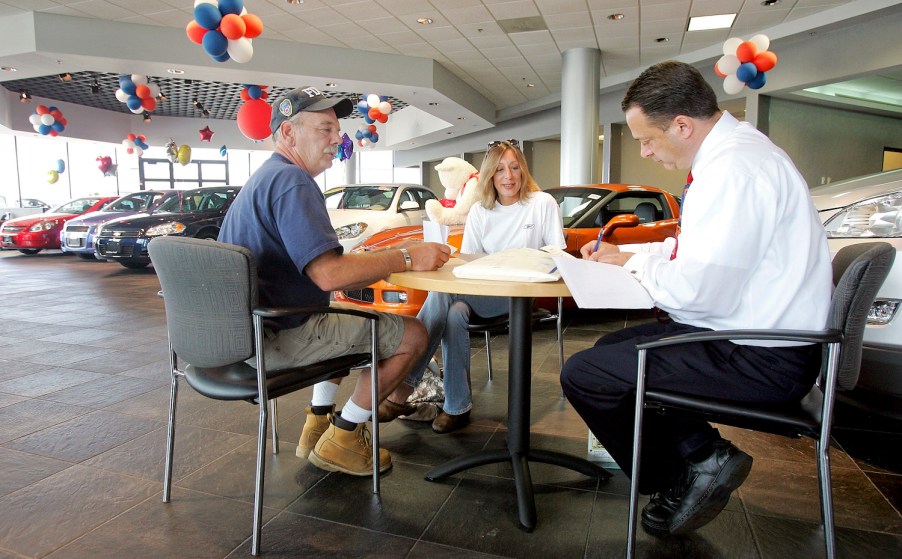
top-left (487, 139), bottom-right (520, 150)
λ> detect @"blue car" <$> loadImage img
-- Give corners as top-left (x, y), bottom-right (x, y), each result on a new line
top-left (94, 186), bottom-right (241, 269)
top-left (60, 190), bottom-right (181, 260)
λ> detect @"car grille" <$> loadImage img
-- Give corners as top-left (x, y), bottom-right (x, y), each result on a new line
top-left (107, 231), bottom-right (142, 238)
top-left (342, 288), bottom-right (374, 303)
top-left (66, 225), bottom-right (89, 233)
top-left (1, 226), bottom-right (24, 233)
top-left (97, 239), bottom-right (135, 257)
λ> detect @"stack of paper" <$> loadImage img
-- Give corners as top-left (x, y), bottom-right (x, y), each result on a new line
top-left (552, 256), bottom-right (654, 309)
top-left (452, 247), bottom-right (560, 282)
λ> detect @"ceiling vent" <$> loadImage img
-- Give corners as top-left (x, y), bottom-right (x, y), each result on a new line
top-left (497, 16), bottom-right (548, 34)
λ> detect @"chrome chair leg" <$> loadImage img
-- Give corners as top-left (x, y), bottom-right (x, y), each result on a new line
top-left (252, 396), bottom-right (268, 556)
top-left (270, 399), bottom-right (279, 454)
top-left (557, 297), bottom-right (564, 397)
top-left (485, 331), bottom-right (493, 380)
top-left (163, 348), bottom-right (179, 503)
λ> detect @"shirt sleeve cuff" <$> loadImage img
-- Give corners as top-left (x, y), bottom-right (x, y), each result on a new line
top-left (623, 252), bottom-right (654, 282)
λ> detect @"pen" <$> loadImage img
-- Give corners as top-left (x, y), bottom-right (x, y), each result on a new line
top-left (593, 230), bottom-right (603, 253)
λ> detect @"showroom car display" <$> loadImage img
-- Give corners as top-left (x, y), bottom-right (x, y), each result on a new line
top-left (325, 183), bottom-right (438, 251)
top-left (60, 189), bottom-right (182, 260)
top-left (0, 196), bottom-right (117, 254)
top-left (334, 183), bottom-right (680, 316)
top-left (810, 168), bottom-right (902, 416)
top-left (94, 185), bottom-right (240, 269)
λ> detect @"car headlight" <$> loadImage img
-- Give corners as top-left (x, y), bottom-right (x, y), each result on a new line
top-left (868, 299), bottom-right (900, 326)
top-left (382, 290), bottom-right (409, 304)
top-left (335, 222), bottom-right (367, 240)
top-left (28, 221), bottom-right (57, 232)
top-left (146, 222), bottom-right (187, 237)
top-left (824, 190), bottom-right (902, 238)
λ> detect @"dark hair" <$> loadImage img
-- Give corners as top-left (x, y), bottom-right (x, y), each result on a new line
top-left (621, 61), bottom-right (719, 128)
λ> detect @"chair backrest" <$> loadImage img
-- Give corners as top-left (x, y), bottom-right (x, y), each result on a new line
top-left (633, 202), bottom-right (657, 224)
top-left (827, 242), bottom-right (895, 390)
top-left (148, 236), bottom-right (257, 368)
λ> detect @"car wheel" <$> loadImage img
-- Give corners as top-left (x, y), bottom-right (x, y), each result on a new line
top-left (18, 249), bottom-right (41, 255)
top-left (119, 261), bottom-right (150, 269)
top-left (195, 230), bottom-right (218, 240)
top-left (77, 253), bottom-right (96, 260)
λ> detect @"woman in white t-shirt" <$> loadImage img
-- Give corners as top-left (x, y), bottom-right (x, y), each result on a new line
top-left (378, 140), bottom-right (566, 433)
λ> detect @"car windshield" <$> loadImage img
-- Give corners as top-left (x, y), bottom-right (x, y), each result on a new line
top-left (104, 192), bottom-right (162, 212)
top-left (50, 198), bottom-right (101, 214)
top-left (155, 188), bottom-right (237, 213)
top-left (324, 186), bottom-right (398, 211)
top-left (548, 188), bottom-right (613, 227)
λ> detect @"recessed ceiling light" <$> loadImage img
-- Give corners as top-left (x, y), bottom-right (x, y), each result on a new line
top-left (608, 14), bottom-right (624, 21)
top-left (143, 111), bottom-right (152, 123)
top-left (428, 102), bottom-right (438, 106)
top-left (457, 117), bottom-right (465, 120)
top-left (1, 66), bottom-right (16, 72)
top-left (286, 0), bottom-right (304, 5)
top-left (325, 82), bottom-right (337, 87)
top-left (417, 17), bottom-right (433, 25)
top-left (19, 91), bottom-right (32, 103)
top-left (687, 14), bottom-right (736, 31)
top-left (167, 68), bottom-right (185, 75)
top-left (761, 0), bottom-right (782, 6)
top-left (655, 37), bottom-right (669, 43)
top-left (58, 72), bottom-right (72, 82)
top-left (526, 83), bottom-right (535, 88)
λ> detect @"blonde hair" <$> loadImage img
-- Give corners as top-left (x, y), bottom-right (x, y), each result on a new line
top-left (474, 142), bottom-right (540, 209)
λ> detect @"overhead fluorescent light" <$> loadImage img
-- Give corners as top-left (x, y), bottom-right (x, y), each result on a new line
top-left (687, 14), bottom-right (736, 31)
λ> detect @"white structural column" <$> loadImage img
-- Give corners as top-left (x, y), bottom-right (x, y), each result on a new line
top-left (343, 152), bottom-right (357, 185)
top-left (560, 48), bottom-right (600, 186)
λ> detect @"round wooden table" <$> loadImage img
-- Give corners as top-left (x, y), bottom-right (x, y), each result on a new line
top-left (389, 256), bottom-right (611, 532)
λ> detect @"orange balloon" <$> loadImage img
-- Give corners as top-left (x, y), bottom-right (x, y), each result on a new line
top-left (736, 41), bottom-right (757, 63)
top-left (142, 97), bottom-right (156, 111)
top-left (135, 84), bottom-right (151, 99)
top-left (240, 89), bottom-right (250, 101)
top-left (714, 62), bottom-right (727, 78)
top-left (186, 20), bottom-right (206, 45)
top-left (753, 51), bottom-right (778, 72)
top-left (220, 13), bottom-right (246, 40)
top-left (242, 14), bottom-right (263, 39)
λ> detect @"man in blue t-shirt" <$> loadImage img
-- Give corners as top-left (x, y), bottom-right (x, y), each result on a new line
top-left (219, 86), bottom-right (450, 476)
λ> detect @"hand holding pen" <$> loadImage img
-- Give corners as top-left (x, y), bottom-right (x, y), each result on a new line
top-left (579, 231), bottom-right (620, 261)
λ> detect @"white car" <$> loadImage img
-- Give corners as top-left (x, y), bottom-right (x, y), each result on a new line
top-left (325, 183), bottom-right (438, 251)
top-left (809, 168), bottom-right (902, 415)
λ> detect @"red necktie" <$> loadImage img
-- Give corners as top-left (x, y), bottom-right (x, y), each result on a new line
top-left (670, 172), bottom-right (693, 260)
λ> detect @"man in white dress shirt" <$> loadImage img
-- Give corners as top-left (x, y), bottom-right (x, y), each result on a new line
top-left (561, 61), bottom-right (832, 536)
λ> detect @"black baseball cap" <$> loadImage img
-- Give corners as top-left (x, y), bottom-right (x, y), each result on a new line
top-left (270, 86), bottom-right (354, 134)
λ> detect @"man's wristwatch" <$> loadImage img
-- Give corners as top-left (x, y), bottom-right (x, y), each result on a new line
top-left (399, 248), bottom-right (412, 271)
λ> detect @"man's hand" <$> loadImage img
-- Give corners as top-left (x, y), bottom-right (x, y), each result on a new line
top-left (596, 251), bottom-right (634, 266)
top-left (406, 242), bottom-right (450, 271)
top-left (580, 240), bottom-right (620, 261)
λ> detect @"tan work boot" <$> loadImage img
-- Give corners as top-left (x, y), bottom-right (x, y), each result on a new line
top-left (296, 405), bottom-right (333, 459)
top-left (309, 420), bottom-right (392, 476)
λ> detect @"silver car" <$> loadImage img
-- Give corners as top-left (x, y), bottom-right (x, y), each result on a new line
top-left (809, 169), bottom-right (902, 415)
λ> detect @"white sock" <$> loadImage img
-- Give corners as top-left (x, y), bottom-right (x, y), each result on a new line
top-left (340, 399), bottom-right (371, 424)
top-left (311, 382), bottom-right (339, 407)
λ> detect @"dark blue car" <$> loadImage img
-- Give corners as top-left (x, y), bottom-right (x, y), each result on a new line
top-left (94, 185), bottom-right (241, 269)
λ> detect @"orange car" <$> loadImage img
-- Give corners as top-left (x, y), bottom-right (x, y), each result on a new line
top-left (334, 184), bottom-right (680, 316)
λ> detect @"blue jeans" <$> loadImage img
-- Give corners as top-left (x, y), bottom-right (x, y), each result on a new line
top-left (405, 291), bottom-right (508, 415)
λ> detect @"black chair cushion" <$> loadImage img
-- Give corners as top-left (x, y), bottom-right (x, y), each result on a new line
top-left (467, 309), bottom-right (553, 333)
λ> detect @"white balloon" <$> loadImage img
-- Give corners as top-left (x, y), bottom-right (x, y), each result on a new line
top-left (134, 147), bottom-right (143, 157)
top-left (32, 124), bottom-right (41, 132)
top-left (40, 114), bottom-right (55, 126)
top-left (131, 74), bottom-right (147, 86)
top-left (722, 37), bottom-right (743, 56)
top-left (115, 88), bottom-right (130, 103)
top-left (123, 139), bottom-right (135, 148)
top-left (366, 94), bottom-right (380, 108)
top-left (717, 54), bottom-right (741, 76)
top-left (130, 106), bottom-right (144, 114)
top-left (723, 74), bottom-right (745, 95)
top-left (227, 37), bottom-right (254, 63)
top-left (378, 101), bottom-right (392, 115)
top-left (749, 34), bottom-right (770, 52)
top-left (29, 114), bottom-right (41, 125)
top-left (146, 82), bottom-right (161, 98)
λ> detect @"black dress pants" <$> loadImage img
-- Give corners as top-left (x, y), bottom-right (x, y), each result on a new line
top-left (560, 320), bottom-right (820, 494)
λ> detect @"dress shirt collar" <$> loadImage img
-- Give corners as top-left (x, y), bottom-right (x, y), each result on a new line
top-left (690, 110), bottom-right (739, 178)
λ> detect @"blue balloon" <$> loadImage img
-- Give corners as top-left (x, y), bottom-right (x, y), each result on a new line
top-left (38, 124), bottom-right (51, 135)
top-left (364, 115), bottom-right (374, 124)
top-left (51, 121), bottom-right (65, 133)
top-left (362, 129), bottom-right (372, 138)
top-left (194, 3), bottom-right (222, 30)
top-left (370, 133), bottom-right (379, 143)
top-left (247, 85), bottom-right (262, 99)
top-left (56, 159), bottom-right (65, 173)
top-left (202, 29), bottom-right (229, 57)
top-left (220, 145), bottom-right (228, 157)
top-left (119, 77), bottom-right (136, 96)
top-left (746, 71), bottom-right (767, 90)
top-left (354, 130), bottom-right (364, 140)
top-left (736, 62), bottom-right (758, 83)
top-left (211, 51), bottom-right (231, 63)
top-left (126, 95), bottom-right (143, 111)
top-left (218, 0), bottom-right (244, 16)
top-left (357, 101), bottom-right (369, 115)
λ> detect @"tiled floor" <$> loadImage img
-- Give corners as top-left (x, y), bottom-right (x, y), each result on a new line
top-left (1, 249), bottom-right (901, 559)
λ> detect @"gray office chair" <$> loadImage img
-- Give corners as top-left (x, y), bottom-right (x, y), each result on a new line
top-left (149, 236), bottom-right (381, 556)
top-left (625, 242), bottom-right (895, 559)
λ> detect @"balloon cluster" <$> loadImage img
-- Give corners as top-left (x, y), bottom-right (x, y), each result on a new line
top-left (237, 84), bottom-right (271, 141)
top-left (187, 0), bottom-right (263, 64)
top-left (115, 75), bottom-right (160, 114)
top-left (715, 34), bottom-right (778, 94)
top-left (123, 134), bottom-right (149, 156)
top-left (164, 139), bottom-right (192, 166)
top-left (354, 94), bottom-right (392, 148)
top-left (335, 133), bottom-right (353, 162)
top-left (96, 156), bottom-right (117, 177)
top-left (29, 105), bottom-right (67, 136)
top-left (48, 159), bottom-right (65, 184)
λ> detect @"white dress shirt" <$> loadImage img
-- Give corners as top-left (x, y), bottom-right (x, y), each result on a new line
top-left (622, 112), bottom-right (832, 346)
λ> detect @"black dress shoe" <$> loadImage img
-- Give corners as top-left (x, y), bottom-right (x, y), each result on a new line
top-left (431, 410), bottom-right (470, 434)
top-left (668, 439), bottom-right (753, 535)
top-left (641, 487), bottom-right (681, 536)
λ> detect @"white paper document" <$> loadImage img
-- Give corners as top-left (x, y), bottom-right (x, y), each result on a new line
top-left (452, 248), bottom-right (561, 282)
top-left (422, 221), bottom-right (449, 244)
top-left (552, 256), bottom-right (654, 309)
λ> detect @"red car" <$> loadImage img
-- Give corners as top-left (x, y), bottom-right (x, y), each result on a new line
top-left (334, 184), bottom-right (680, 315)
top-left (0, 196), bottom-right (117, 255)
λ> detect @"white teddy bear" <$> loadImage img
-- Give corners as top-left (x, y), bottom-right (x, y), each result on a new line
top-left (425, 156), bottom-right (480, 226)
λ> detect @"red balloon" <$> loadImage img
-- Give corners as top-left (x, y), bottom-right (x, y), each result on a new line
top-left (375, 113), bottom-right (388, 124)
top-left (368, 124), bottom-right (377, 133)
top-left (135, 84), bottom-right (151, 99)
top-left (240, 89), bottom-right (250, 101)
top-left (35, 105), bottom-right (49, 115)
top-left (127, 133), bottom-right (136, 141)
top-left (142, 97), bottom-right (156, 111)
top-left (368, 107), bottom-right (381, 120)
top-left (736, 41), bottom-right (757, 63)
top-left (753, 51), bottom-right (778, 72)
top-left (237, 98), bottom-right (272, 140)
top-left (186, 20), bottom-right (207, 44)
top-left (220, 13), bottom-right (246, 40)
top-left (242, 14), bottom-right (263, 39)
top-left (714, 62), bottom-right (727, 78)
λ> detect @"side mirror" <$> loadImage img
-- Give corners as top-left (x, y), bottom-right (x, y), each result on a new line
top-left (600, 214), bottom-right (640, 242)
top-left (399, 200), bottom-right (420, 211)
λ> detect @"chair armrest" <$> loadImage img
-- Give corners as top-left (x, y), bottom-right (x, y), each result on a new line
top-left (253, 305), bottom-right (380, 321)
top-left (636, 328), bottom-right (843, 351)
